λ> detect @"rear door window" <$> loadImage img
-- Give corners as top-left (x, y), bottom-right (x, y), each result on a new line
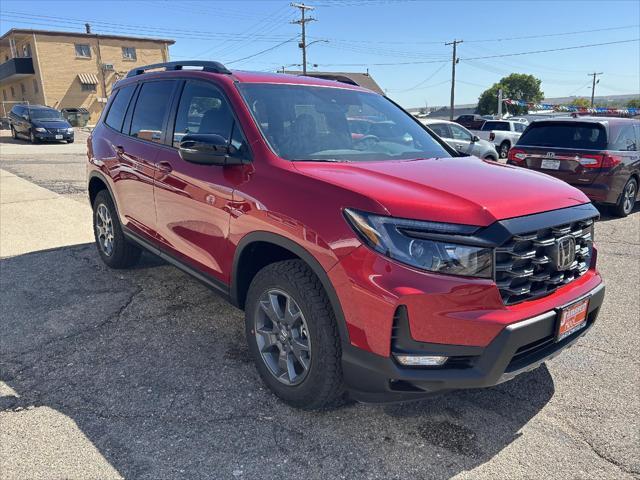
top-left (129, 80), bottom-right (177, 143)
top-left (514, 123), bottom-right (527, 133)
top-left (105, 85), bottom-right (136, 132)
top-left (518, 122), bottom-right (607, 150)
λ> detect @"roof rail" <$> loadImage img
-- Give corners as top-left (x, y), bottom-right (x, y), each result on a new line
top-left (126, 60), bottom-right (231, 78)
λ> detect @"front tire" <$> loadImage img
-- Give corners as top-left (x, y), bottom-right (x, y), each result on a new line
top-left (92, 190), bottom-right (141, 268)
top-left (613, 177), bottom-right (637, 217)
top-left (29, 131), bottom-right (39, 144)
top-left (245, 259), bottom-right (344, 410)
top-left (11, 126), bottom-right (17, 140)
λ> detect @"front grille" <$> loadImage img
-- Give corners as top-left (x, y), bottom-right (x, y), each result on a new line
top-left (46, 128), bottom-right (66, 134)
top-left (496, 218), bottom-right (594, 305)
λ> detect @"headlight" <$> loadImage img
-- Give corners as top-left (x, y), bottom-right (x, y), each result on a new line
top-left (67, 128), bottom-right (74, 133)
top-left (343, 209), bottom-right (493, 278)
top-left (34, 127), bottom-right (46, 132)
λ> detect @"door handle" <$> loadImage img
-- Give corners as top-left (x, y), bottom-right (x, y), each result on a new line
top-left (157, 161), bottom-right (173, 173)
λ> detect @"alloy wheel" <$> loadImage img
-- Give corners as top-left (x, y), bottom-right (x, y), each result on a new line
top-left (254, 289), bottom-right (311, 386)
top-left (622, 181), bottom-right (637, 215)
top-left (95, 203), bottom-right (115, 256)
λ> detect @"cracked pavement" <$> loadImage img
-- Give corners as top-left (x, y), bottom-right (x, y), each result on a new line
top-left (0, 131), bottom-right (638, 479)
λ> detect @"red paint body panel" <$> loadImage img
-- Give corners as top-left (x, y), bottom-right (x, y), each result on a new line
top-left (87, 67), bottom-right (604, 370)
top-left (293, 157), bottom-right (591, 225)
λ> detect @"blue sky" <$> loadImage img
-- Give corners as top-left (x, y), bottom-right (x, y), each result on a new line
top-left (1, 0), bottom-right (638, 108)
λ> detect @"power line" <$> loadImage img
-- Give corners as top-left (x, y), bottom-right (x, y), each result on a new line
top-left (387, 62), bottom-right (448, 92)
top-left (227, 36), bottom-right (300, 65)
top-left (461, 39), bottom-right (639, 61)
top-left (464, 24), bottom-right (640, 43)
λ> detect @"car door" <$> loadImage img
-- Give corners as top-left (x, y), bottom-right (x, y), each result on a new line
top-left (110, 80), bottom-right (178, 238)
top-left (448, 123), bottom-right (475, 155)
top-left (153, 79), bottom-right (250, 283)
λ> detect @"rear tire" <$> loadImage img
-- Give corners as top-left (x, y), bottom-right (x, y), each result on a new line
top-left (612, 177), bottom-right (637, 217)
top-left (92, 190), bottom-right (141, 268)
top-left (245, 259), bottom-right (345, 410)
top-left (499, 141), bottom-right (510, 159)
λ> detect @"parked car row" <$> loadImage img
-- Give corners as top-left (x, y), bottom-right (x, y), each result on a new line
top-left (472, 119), bottom-right (528, 159)
top-left (8, 104), bottom-right (75, 144)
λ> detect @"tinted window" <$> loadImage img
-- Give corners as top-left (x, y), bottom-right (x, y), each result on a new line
top-left (514, 123), bottom-right (527, 133)
top-left (239, 84), bottom-right (449, 162)
top-left (609, 124), bottom-right (637, 151)
top-left (518, 123), bottom-right (607, 150)
top-left (482, 121), bottom-right (510, 131)
top-left (105, 85), bottom-right (136, 132)
top-left (173, 80), bottom-right (234, 147)
top-left (428, 123), bottom-right (451, 138)
top-left (129, 81), bottom-right (176, 143)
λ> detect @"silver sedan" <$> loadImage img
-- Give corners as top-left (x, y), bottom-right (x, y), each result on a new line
top-left (421, 118), bottom-right (499, 161)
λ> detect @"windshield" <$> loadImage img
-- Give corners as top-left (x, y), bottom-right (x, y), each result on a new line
top-left (29, 109), bottom-right (63, 121)
top-left (237, 84), bottom-right (449, 162)
top-left (518, 122), bottom-right (607, 150)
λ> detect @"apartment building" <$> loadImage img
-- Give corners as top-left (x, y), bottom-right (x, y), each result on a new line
top-left (0, 28), bottom-right (174, 124)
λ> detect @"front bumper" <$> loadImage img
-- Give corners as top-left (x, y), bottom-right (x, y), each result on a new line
top-left (342, 282), bottom-right (604, 403)
top-left (35, 132), bottom-right (74, 142)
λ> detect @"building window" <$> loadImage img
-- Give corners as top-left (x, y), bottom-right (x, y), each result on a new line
top-left (10, 86), bottom-right (15, 98)
top-left (81, 83), bottom-right (97, 92)
top-left (20, 83), bottom-right (26, 95)
top-left (122, 47), bottom-right (137, 60)
top-left (33, 79), bottom-right (39, 94)
top-left (75, 44), bottom-right (91, 58)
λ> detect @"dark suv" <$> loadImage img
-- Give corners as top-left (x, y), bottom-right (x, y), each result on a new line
top-left (9, 104), bottom-right (74, 143)
top-left (508, 117), bottom-right (639, 217)
top-left (87, 61), bottom-right (604, 409)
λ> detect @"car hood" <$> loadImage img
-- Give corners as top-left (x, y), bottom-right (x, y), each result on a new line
top-left (293, 156), bottom-right (590, 226)
top-left (32, 119), bottom-right (71, 129)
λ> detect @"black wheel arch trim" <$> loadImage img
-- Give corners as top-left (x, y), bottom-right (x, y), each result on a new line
top-left (231, 231), bottom-right (351, 346)
top-left (88, 170), bottom-right (120, 213)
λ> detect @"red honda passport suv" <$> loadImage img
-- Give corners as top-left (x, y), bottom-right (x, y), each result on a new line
top-left (87, 61), bottom-right (605, 409)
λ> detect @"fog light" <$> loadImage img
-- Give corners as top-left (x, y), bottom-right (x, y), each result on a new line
top-left (395, 355), bottom-right (448, 366)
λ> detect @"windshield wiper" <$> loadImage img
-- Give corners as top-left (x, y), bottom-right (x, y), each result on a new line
top-left (294, 158), bottom-right (348, 163)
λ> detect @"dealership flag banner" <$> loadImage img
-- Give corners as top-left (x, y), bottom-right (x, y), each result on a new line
top-left (504, 99), bottom-right (639, 116)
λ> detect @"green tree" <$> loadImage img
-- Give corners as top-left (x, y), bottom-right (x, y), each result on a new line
top-left (569, 97), bottom-right (591, 108)
top-left (627, 98), bottom-right (640, 109)
top-left (476, 73), bottom-right (544, 115)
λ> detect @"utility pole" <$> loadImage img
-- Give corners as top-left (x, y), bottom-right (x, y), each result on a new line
top-left (291, 3), bottom-right (315, 75)
top-left (497, 88), bottom-right (503, 118)
top-left (445, 39), bottom-right (463, 121)
top-left (588, 72), bottom-right (603, 107)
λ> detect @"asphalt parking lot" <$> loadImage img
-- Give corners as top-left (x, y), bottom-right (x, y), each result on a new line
top-left (0, 130), bottom-right (638, 479)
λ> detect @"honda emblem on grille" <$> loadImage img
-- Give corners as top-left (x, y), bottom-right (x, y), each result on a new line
top-left (546, 152), bottom-right (555, 158)
top-left (552, 235), bottom-right (576, 270)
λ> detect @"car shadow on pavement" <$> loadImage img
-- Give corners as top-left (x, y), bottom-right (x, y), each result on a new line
top-left (0, 244), bottom-right (554, 479)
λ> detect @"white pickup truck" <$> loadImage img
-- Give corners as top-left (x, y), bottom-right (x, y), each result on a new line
top-left (472, 120), bottom-right (528, 159)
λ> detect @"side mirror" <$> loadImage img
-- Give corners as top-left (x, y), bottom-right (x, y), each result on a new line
top-left (471, 135), bottom-right (480, 143)
top-left (178, 134), bottom-right (242, 166)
